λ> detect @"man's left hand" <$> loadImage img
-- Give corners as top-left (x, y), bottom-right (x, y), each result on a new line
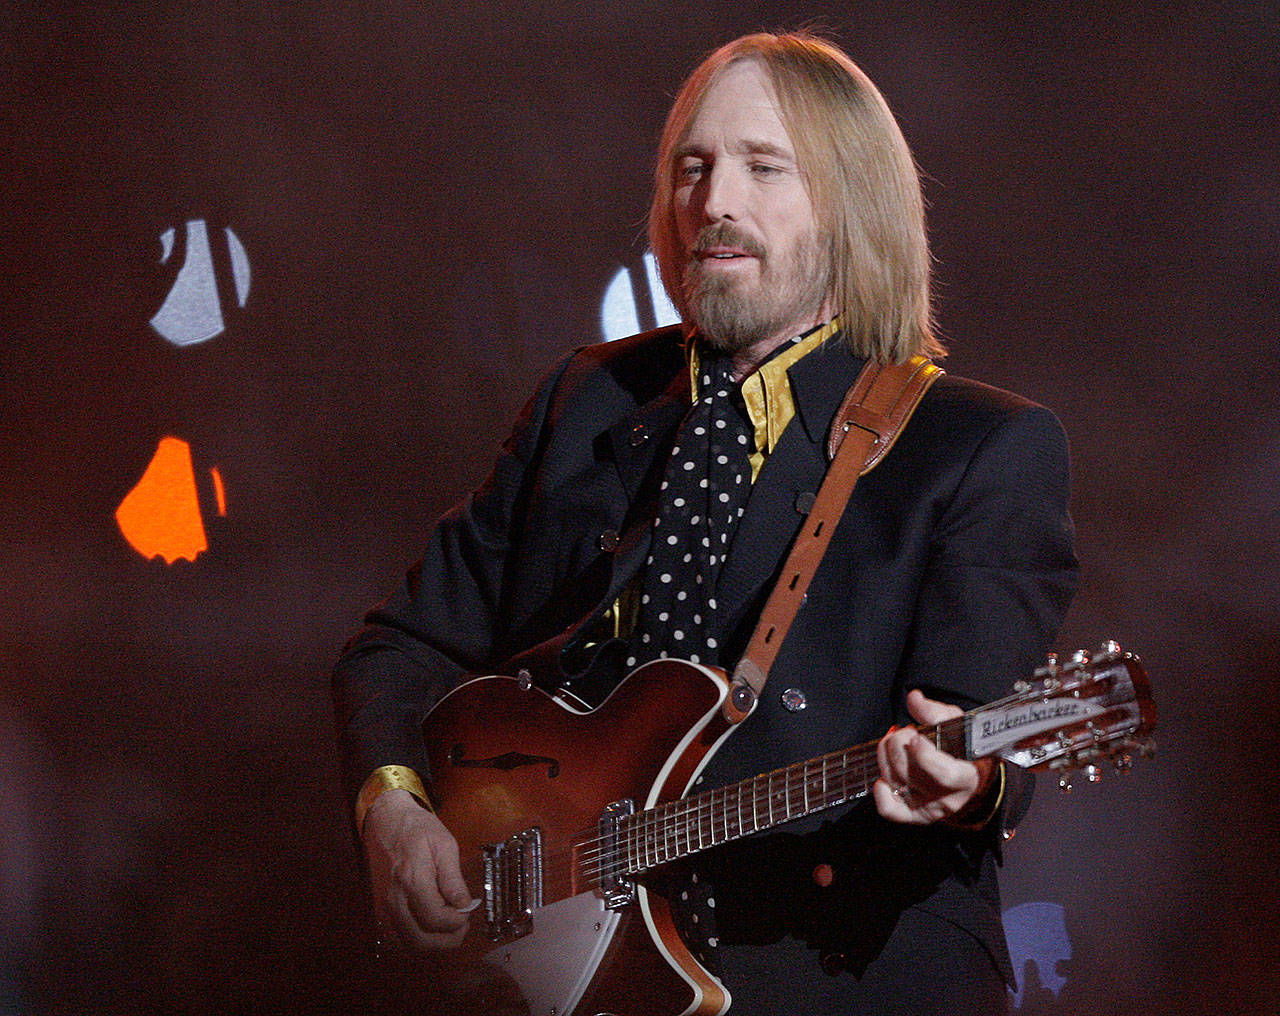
top-left (873, 689), bottom-right (998, 826)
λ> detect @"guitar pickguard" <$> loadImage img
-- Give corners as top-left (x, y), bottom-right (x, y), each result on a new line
top-left (482, 891), bottom-right (622, 1016)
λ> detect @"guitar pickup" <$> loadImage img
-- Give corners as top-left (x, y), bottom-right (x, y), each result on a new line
top-left (597, 799), bottom-right (636, 909)
top-left (482, 828), bottom-right (543, 942)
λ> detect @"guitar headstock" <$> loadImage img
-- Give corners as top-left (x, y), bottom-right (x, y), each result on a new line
top-left (969, 641), bottom-right (1157, 791)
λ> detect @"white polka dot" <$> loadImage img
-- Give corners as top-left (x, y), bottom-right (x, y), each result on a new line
top-left (642, 594), bottom-right (651, 603)
top-left (683, 460), bottom-right (695, 470)
top-left (681, 891), bottom-right (689, 901)
top-left (677, 590), bottom-right (688, 601)
top-left (641, 633), bottom-right (651, 643)
top-left (707, 637), bottom-right (718, 648)
top-left (673, 497), bottom-right (685, 507)
top-left (717, 455), bottom-right (728, 465)
top-left (668, 534), bottom-right (678, 544)
top-left (626, 656), bottom-right (636, 667)
top-left (659, 651), bottom-right (668, 659)
top-left (737, 434), bottom-right (748, 445)
top-left (717, 389), bottom-right (728, 398)
top-left (715, 419), bottom-right (726, 429)
top-left (660, 572), bottom-right (672, 583)
top-left (659, 611), bottom-right (669, 622)
top-left (708, 937), bottom-right (719, 947)
top-left (708, 598), bottom-right (717, 609)
top-left (708, 555), bottom-right (717, 565)
top-left (701, 537), bottom-right (710, 547)
top-left (707, 897), bottom-right (716, 908)
top-left (673, 630), bottom-right (684, 640)
top-left (690, 515), bottom-right (701, 525)
top-left (694, 426), bottom-right (706, 435)
top-left (718, 492), bottom-right (730, 503)
top-left (694, 614), bottom-right (702, 624)
top-left (690, 654), bottom-right (700, 663)
top-left (699, 479), bottom-right (708, 488)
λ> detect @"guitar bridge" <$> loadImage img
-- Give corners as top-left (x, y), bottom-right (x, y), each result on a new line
top-left (597, 799), bottom-right (636, 909)
top-left (482, 827), bottom-right (543, 942)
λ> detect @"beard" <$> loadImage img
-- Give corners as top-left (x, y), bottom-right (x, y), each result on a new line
top-left (682, 222), bottom-right (832, 355)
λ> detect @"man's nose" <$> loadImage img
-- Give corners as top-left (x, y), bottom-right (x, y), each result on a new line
top-left (701, 164), bottom-right (744, 222)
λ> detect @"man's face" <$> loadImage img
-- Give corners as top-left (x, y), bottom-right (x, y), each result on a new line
top-left (673, 60), bottom-right (831, 356)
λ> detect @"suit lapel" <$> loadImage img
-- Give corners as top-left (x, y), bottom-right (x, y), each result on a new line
top-left (715, 340), bottom-right (868, 632)
top-left (606, 367), bottom-right (691, 503)
top-left (602, 366), bottom-right (692, 598)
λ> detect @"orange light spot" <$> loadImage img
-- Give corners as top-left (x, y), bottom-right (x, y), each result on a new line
top-left (210, 466), bottom-right (227, 516)
top-left (115, 436), bottom-right (208, 563)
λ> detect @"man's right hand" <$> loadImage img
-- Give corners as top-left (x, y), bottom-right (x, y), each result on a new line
top-left (361, 788), bottom-right (476, 951)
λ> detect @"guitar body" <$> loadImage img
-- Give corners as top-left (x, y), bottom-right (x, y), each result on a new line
top-left (424, 659), bottom-right (737, 1016)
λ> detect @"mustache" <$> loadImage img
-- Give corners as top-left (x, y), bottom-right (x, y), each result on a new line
top-left (690, 223), bottom-right (766, 260)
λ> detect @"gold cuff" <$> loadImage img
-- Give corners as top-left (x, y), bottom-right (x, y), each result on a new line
top-left (354, 764), bottom-right (433, 835)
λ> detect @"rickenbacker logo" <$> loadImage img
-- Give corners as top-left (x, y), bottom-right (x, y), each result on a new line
top-left (972, 697), bottom-right (1104, 756)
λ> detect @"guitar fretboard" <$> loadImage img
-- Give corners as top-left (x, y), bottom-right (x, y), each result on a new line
top-left (619, 717), bottom-right (966, 874)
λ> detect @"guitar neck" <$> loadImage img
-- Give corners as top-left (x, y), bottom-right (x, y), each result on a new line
top-left (620, 717), bottom-right (966, 874)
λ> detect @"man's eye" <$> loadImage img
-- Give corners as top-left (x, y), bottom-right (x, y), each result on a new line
top-left (750, 162), bottom-right (781, 175)
top-left (678, 162), bottom-right (707, 181)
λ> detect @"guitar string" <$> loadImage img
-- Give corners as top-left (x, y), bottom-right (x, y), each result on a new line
top-left (537, 745), bottom-right (916, 889)
top-left (573, 713), bottom-right (963, 865)
top-left (568, 756), bottom-right (884, 887)
top-left (567, 714), bottom-right (966, 882)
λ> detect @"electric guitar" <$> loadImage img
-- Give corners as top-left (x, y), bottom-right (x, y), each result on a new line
top-left (421, 641), bottom-right (1156, 1016)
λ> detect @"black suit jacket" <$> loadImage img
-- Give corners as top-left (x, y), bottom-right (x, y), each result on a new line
top-left (333, 325), bottom-right (1078, 988)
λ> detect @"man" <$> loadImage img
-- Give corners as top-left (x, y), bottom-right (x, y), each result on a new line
top-left (334, 31), bottom-right (1077, 1015)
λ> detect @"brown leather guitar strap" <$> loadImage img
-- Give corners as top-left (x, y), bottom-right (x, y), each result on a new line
top-left (722, 355), bottom-right (943, 724)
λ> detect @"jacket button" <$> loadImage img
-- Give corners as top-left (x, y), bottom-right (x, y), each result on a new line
top-left (780, 687), bottom-right (807, 712)
top-left (629, 424), bottom-right (648, 447)
top-left (794, 491), bottom-right (816, 514)
top-left (820, 951), bottom-right (847, 976)
top-left (598, 529), bottom-right (620, 552)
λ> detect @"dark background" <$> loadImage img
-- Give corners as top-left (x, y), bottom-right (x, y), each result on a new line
top-left (2, 3), bottom-right (1277, 1013)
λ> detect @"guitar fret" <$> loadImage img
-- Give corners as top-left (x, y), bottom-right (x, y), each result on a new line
top-left (678, 799), bottom-right (687, 860)
top-left (671, 801), bottom-right (680, 862)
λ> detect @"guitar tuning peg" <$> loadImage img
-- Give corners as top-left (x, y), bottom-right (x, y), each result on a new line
top-left (1113, 754), bottom-right (1134, 774)
top-left (1058, 774), bottom-right (1074, 793)
top-left (1033, 653), bottom-right (1060, 681)
top-left (1068, 649), bottom-right (1089, 668)
top-left (1098, 639), bottom-right (1122, 659)
top-left (1138, 739), bottom-right (1157, 760)
top-left (1084, 764), bottom-right (1102, 784)
top-left (1013, 680), bottom-right (1031, 693)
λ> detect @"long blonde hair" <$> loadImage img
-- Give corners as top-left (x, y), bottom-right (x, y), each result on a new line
top-left (649, 32), bottom-right (942, 363)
